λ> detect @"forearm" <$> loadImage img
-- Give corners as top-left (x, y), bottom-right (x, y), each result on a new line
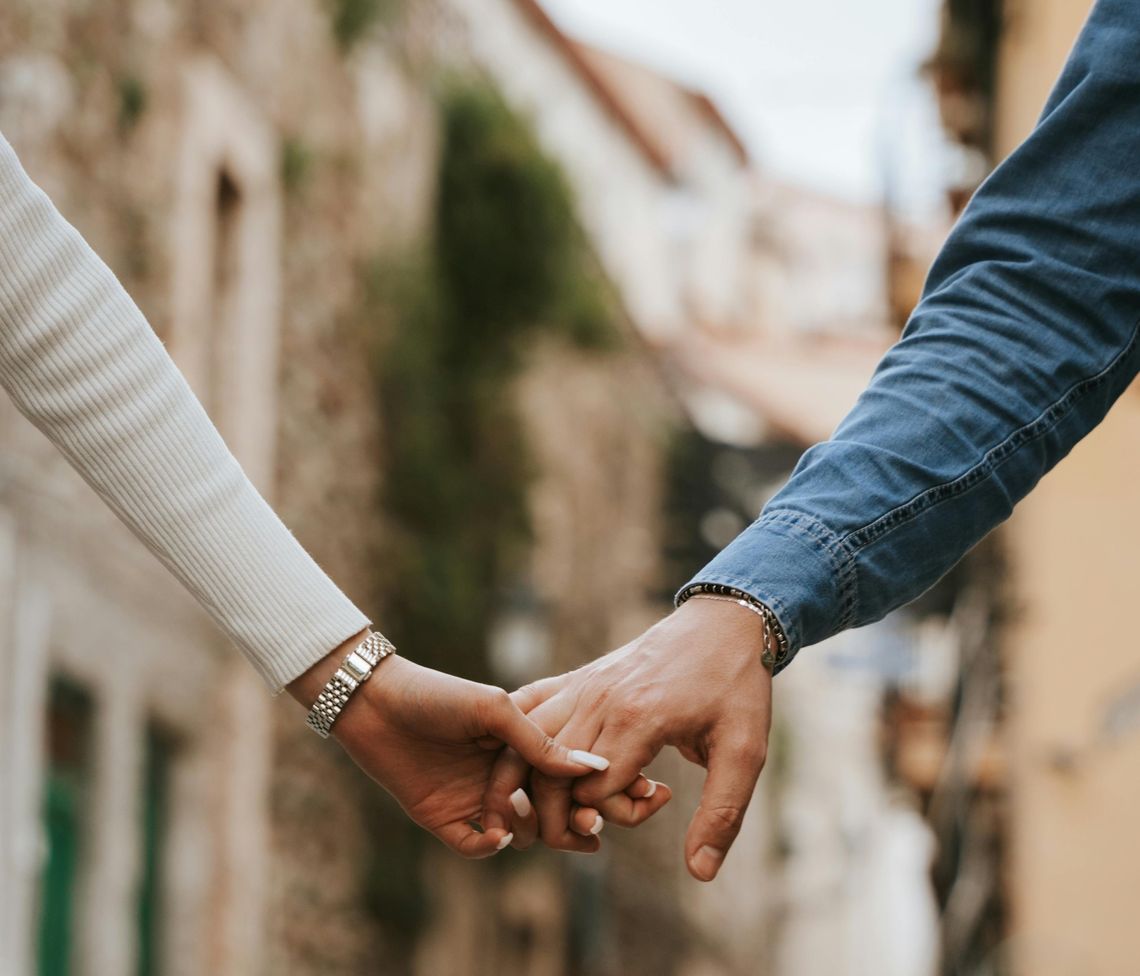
top-left (0, 132), bottom-right (369, 690)
top-left (687, 0), bottom-right (1140, 668)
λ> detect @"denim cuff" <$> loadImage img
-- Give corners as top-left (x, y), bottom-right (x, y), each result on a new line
top-left (675, 510), bottom-right (854, 675)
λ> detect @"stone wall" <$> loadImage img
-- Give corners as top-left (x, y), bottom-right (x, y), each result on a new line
top-left (0, 1), bottom-right (437, 972)
top-left (0, 2), bottom-right (698, 974)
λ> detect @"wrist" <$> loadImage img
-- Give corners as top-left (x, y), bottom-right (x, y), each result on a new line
top-left (676, 584), bottom-right (788, 671)
top-left (328, 653), bottom-right (414, 747)
top-left (670, 595), bottom-right (770, 667)
top-left (286, 628), bottom-right (372, 709)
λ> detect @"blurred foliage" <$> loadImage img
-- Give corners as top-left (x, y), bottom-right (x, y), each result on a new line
top-left (353, 79), bottom-right (620, 939)
top-left (660, 426), bottom-right (801, 598)
top-left (116, 74), bottom-right (147, 134)
top-left (359, 790), bottom-right (431, 952)
top-left (280, 137), bottom-right (315, 194)
top-left (326, 0), bottom-right (395, 51)
top-left (928, 0), bottom-right (1003, 152)
top-left (433, 83), bottom-right (619, 356)
top-left (369, 81), bottom-right (618, 684)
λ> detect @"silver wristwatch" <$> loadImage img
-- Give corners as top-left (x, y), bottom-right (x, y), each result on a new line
top-left (305, 631), bottom-right (396, 738)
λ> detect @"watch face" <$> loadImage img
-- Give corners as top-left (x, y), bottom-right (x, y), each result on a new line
top-left (343, 651), bottom-right (372, 682)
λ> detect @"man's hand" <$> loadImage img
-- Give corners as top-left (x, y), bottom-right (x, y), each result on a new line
top-left (288, 632), bottom-right (610, 857)
top-left (484, 598), bottom-right (772, 880)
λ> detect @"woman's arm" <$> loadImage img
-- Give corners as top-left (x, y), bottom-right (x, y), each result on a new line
top-left (0, 131), bottom-right (367, 691)
top-left (0, 133), bottom-right (630, 854)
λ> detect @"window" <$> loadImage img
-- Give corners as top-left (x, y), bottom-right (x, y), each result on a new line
top-left (207, 168), bottom-right (243, 428)
top-left (35, 684), bottom-right (177, 976)
top-left (167, 59), bottom-right (282, 491)
top-left (135, 723), bottom-right (174, 976)
top-left (36, 682), bottom-right (94, 976)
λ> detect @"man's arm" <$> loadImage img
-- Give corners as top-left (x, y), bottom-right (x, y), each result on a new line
top-left (692, 0), bottom-right (1140, 666)
top-left (490, 0), bottom-right (1140, 880)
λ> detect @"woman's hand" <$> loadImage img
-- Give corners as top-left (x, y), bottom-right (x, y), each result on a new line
top-left (288, 633), bottom-right (610, 857)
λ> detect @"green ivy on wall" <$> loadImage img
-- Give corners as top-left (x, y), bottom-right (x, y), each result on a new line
top-left (326, 0), bottom-right (397, 50)
top-left (369, 80), bottom-right (619, 684)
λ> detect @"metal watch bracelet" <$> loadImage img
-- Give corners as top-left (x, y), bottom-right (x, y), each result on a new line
top-left (305, 631), bottom-right (397, 738)
top-left (676, 583), bottom-right (789, 672)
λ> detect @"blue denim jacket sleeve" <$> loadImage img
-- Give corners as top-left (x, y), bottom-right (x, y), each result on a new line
top-left (682, 0), bottom-right (1140, 673)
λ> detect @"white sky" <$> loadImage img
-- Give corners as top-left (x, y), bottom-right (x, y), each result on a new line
top-left (539, 0), bottom-right (947, 210)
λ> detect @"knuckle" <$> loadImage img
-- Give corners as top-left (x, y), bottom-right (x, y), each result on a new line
top-left (753, 744), bottom-right (768, 771)
top-left (612, 700), bottom-right (643, 729)
top-left (480, 688), bottom-right (512, 727)
top-left (612, 689), bottom-right (662, 730)
top-left (583, 682), bottom-right (613, 714)
top-left (513, 681), bottom-right (543, 710)
top-left (536, 733), bottom-right (560, 761)
top-left (571, 781), bottom-right (601, 806)
top-left (598, 803), bottom-right (637, 828)
top-left (739, 741), bottom-right (767, 771)
top-left (725, 733), bottom-right (767, 770)
top-left (705, 803), bottom-right (747, 836)
top-left (539, 820), bottom-right (565, 847)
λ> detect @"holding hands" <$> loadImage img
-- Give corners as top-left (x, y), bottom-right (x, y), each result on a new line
top-left (289, 638), bottom-right (611, 857)
top-left (486, 596), bottom-right (772, 881)
top-left (295, 596), bottom-right (772, 880)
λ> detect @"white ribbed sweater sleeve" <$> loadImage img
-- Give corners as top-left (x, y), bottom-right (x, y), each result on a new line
top-left (0, 133), bottom-right (370, 692)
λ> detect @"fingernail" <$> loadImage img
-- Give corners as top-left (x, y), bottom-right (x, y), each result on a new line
top-left (509, 788), bottom-right (532, 818)
top-left (496, 833), bottom-right (514, 851)
top-left (692, 845), bottom-right (725, 881)
top-left (643, 779), bottom-right (658, 798)
top-left (569, 749), bottom-right (610, 771)
top-left (589, 814), bottom-right (605, 835)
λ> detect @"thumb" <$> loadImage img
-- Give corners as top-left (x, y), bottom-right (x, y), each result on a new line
top-left (685, 737), bottom-right (766, 882)
top-left (483, 691), bottom-right (610, 778)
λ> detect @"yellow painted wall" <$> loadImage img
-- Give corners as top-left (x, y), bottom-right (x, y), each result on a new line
top-left (993, 0), bottom-right (1093, 160)
top-left (1007, 396), bottom-right (1140, 974)
top-left (995, 3), bottom-right (1140, 973)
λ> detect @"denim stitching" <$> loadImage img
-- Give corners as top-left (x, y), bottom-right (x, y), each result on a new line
top-left (844, 315), bottom-right (1140, 552)
top-left (762, 511), bottom-right (860, 633)
top-left (730, 509), bottom-right (858, 638)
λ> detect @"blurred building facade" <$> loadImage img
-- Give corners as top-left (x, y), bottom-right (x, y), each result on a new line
top-left (0, 1), bottom-right (1049, 976)
top-left (973, 3), bottom-right (1140, 974)
top-left (0, 2), bottom-right (421, 973)
top-left (0, 1), bottom-right (773, 975)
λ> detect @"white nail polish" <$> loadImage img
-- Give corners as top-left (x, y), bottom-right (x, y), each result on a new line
top-left (643, 779), bottom-right (658, 798)
top-left (570, 749), bottom-right (610, 771)
top-left (509, 788), bottom-right (532, 818)
top-left (589, 815), bottom-right (605, 835)
top-left (496, 833), bottom-right (514, 851)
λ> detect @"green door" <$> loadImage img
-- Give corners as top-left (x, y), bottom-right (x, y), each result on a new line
top-left (36, 681), bottom-right (93, 976)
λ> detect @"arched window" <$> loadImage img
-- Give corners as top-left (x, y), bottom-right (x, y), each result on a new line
top-left (168, 58), bottom-right (282, 493)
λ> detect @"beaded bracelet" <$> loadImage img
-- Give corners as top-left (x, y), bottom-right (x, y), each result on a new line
top-left (676, 583), bottom-right (789, 672)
